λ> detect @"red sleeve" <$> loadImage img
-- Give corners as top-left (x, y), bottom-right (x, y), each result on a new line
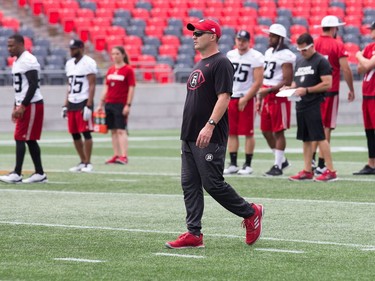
top-left (126, 66), bottom-right (136, 87)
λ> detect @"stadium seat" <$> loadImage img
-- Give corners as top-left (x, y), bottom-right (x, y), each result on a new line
top-left (49, 47), bottom-right (68, 58)
top-left (292, 17), bottom-right (308, 27)
top-left (152, 0), bottom-right (170, 9)
top-left (292, 7), bottom-right (310, 18)
top-left (180, 35), bottom-right (193, 46)
top-left (157, 55), bottom-right (175, 67)
top-left (158, 45), bottom-right (178, 59)
top-left (141, 45), bottom-right (159, 57)
top-left (115, 0), bottom-right (135, 10)
top-left (106, 26), bottom-right (126, 37)
top-left (95, 8), bottom-right (113, 19)
top-left (204, 7), bottom-right (222, 18)
top-left (79, 1), bottom-right (97, 11)
top-left (160, 35), bottom-right (181, 46)
top-left (18, 26), bottom-right (35, 39)
top-left (112, 17), bottom-right (129, 29)
top-left (124, 35), bottom-right (143, 48)
top-left (143, 36), bottom-right (161, 48)
top-left (239, 7), bottom-right (257, 17)
top-left (136, 1), bottom-right (153, 11)
top-left (150, 8), bottom-right (169, 19)
top-left (164, 26), bottom-right (182, 37)
top-left (60, 0), bottom-right (79, 10)
top-left (32, 46), bottom-right (49, 57)
top-left (176, 54), bottom-right (194, 67)
top-left (96, 0), bottom-right (116, 10)
top-left (126, 26), bottom-right (145, 37)
top-left (254, 35), bottom-right (269, 46)
top-left (344, 15), bottom-right (362, 26)
top-left (290, 25), bottom-right (308, 36)
top-left (188, 9), bottom-right (204, 19)
top-left (145, 25), bottom-right (164, 38)
top-left (154, 63), bottom-right (173, 83)
top-left (243, 1), bottom-right (258, 9)
top-left (1, 17), bottom-right (20, 31)
top-left (327, 6), bottom-right (345, 19)
top-left (137, 54), bottom-right (156, 81)
top-left (178, 44), bottom-right (196, 56)
top-left (257, 17), bottom-right (273, 27)
top-left (147, 17), bottom-right (167, 28)
top-left (277, 8), bottom-right (293, 18)
top-left (106, 36), bottom-right (124, 53)
top-left (131, 8), bottom-right (150, 20)
top-left (114, 9), bottom-right (132, 20)
top-left (74, 18), bottom-right (92, 42)
top-left (45, 55), bottom-right (65, 68)
top-left (221, 26), bottom-right (236, 38)
top-left (76, 8), bottom-right (95, 19)
top-left (34, 38), bottom-right (51, 49)
top-left (343, 34), bottom-right (360, 44)
top-left (167, 18), bottom-right (183, 29)
top-left (59, 9), bottom-right (76, 33)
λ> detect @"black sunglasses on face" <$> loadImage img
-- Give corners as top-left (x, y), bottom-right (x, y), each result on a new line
top-left (193, 31), bottom-right (214, 37)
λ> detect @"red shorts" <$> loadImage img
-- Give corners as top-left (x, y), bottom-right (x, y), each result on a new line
top-left (260, 93), bottom-right (291, 133)
top-left (14, 103), bottom-right (44, 141)
top-left (362, 99), bottom-right (375, 130)
top-left (320, 95), bottom-right (339, 129)
top-left (228, 98), bottom-right (255, 136)
top-left (67, 110), bottom-right (93, 134)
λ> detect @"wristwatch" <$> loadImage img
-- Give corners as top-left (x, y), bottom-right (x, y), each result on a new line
top-left (208, 119), bottom-right (216, 126)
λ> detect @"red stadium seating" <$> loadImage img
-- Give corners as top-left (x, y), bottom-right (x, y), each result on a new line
top-left (154, 63), bottom-right (173, 83)
top-left (1, 17), bottom-right (20, 31)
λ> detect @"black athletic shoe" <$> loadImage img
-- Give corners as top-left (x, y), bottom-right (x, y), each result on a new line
top-left (353, 165), bottom-right (375, 175)
top-left (264, 165), bottom-right (283, 176)
top-left (281, 159), bottom-right (290, 170)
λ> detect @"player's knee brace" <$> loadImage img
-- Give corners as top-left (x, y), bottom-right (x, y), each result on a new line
top-left (71, 133), bottom-right (81, 141)
top-left (82, 131), bottom-right (92, 140)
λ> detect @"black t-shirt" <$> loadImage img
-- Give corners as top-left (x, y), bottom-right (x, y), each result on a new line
top-left (294, 52), bottom-right (332, 111)
top-left (180, 52), bottom-right (234, 145)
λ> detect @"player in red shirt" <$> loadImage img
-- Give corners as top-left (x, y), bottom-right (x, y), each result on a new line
top-left (97, 46), bottom-right (136, 164)
top-left (313, 15), bottom-right (355, 174)
top-left (354, 22), bottom-right (375, 175)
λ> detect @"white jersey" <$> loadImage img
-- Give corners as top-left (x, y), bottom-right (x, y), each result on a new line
top-left (12, 51), bottom-right (43, 106)
top-left (263, 47), bottom-right (296, 86)
top-left (65, 55), bottom-right (97, 104)
top-left (227, 48), bottom-right (264, 98)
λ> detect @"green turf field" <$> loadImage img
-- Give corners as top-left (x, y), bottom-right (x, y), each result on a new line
top-left (0, 126), bottom-right (374, 280)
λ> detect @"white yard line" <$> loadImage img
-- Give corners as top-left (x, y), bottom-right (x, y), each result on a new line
top-left (0, 221), bottom-right (373, 250)
top-left (255, 248), bottom-right (304, 254)
top-left (53, 258), bottom-right (105, 263)
top-left (154, 253), bottom-right (205, 259)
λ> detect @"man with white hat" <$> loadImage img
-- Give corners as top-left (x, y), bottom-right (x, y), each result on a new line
top-left (257, 23), bottom-right (296, 177)
top-left (313, 15), bottom-right (355, 175)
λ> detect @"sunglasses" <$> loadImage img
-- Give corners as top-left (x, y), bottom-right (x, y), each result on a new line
top-left (193, 31), bottom-right (214, 37)
top-left (296, 43), bottom-right (313, 52)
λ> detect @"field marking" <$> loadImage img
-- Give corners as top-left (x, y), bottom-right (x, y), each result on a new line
top-left (361, 248), bottom-right (375, 251)
top-left (255, 248), bottom-right (304, 254)
top-left (154, 253), bottom-right (205, 259)
top-left (1, 188), bottom-right (374, 206)
top-left (108, 179), bottom-right (139, 182)
top-left (53, 258), bottom-right (106, 263)
top-left (1, 221), bottom-right (374, 250)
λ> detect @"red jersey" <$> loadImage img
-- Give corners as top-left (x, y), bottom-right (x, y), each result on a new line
top-left (362, 42), bottom-right (375, 97)
top-left (105, 64), bottom-right (136, 104)
top-left (314, 35), bottom-right (348, 92)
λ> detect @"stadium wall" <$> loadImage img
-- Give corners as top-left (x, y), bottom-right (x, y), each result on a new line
top-left (0, 82), bottom-right (365, 133)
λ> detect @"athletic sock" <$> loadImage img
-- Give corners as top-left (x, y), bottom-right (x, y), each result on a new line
top-left (229, 152), bottom-right (238, 166)
top-left (318, 157), bottom-right (325, 169)
top-left (15, 140), bottom-right (26, 175)
top-left (27, 140), bottom-right (44, 175)
top-left (245, 154), bottom-right (253, 167)
top-left (274, 149), bottom-right (284, 169)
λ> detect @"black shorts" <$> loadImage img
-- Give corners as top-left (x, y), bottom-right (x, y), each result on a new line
top-left (296, 105), bottom-right (325, 142)
top-left (105, 103), bottom-right (127, 130)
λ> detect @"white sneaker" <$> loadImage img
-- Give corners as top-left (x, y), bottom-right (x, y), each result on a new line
top-left (22, 173), bottom-right (48, 183)
top-left (81, 163), bottom-right (93, 173)
top-left (223, 165), bottom-right (239, 174)
top-left (237, 166), bottom-right (253, 175)
top-left (69, 163), bottom-right (86, 172)
top-left (0, 172), bottom-right (23, 184)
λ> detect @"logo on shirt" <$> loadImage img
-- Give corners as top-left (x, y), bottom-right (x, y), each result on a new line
top-left (205, 154), bottom-right (213, 162)
top-left (295, 66), bottom-right (315, 76)
top-left (188, 70), bottom-right (205, 90)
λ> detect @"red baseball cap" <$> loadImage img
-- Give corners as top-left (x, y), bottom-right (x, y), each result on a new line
top-left (187, 19), bottom-right (222, 38)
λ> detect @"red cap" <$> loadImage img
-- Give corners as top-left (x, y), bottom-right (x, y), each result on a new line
top-left (187, 19), bottom-right (221, 38)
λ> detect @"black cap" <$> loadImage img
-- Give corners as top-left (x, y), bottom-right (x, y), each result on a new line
top-left (368, 21), bottom-right (375, 30)
top-left (236, 30), bottom-right (250, 40)
top-left (69, 39), bottom-right (84, 49)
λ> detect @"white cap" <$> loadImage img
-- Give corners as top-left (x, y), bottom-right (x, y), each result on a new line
top-left (263, 24), bottom-right (288, 38)
top-left (320, 15), bottom-right (346, 27)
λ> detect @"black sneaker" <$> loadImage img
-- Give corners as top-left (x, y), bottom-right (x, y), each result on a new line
top-left (281, 159), bottom-right (290, 170)
top-left (264, 165), bottom-right (283, 176)
top-left (353, 165), bottom-right (375, 175)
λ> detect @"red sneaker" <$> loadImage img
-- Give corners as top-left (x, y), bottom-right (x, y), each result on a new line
top-left (165, 232), bottom-right (205, 249)
top-left (115, 156), bottom-right (128, 165)
top-left (314, 169), bottom-right (337, 182)
top-left (288, 170), bottom-right (314, 181)
top-left (105, 155), bottom-right (118, 164)
top-left (242, 203), bottom-right (264, 245)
